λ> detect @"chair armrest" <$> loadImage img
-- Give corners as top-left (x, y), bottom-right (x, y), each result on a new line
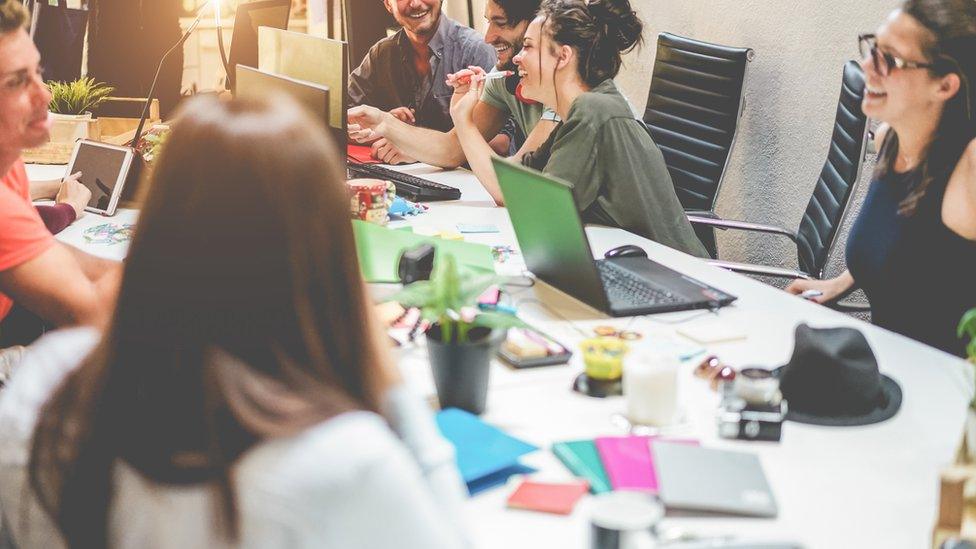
top-left (687, 215), bottom-right (798, 245)
top-left (708, 260), bottom-right (813, 280)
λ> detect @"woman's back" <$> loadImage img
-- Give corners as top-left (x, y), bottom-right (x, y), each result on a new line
top-left (0, 329), bottom-right (468, 549)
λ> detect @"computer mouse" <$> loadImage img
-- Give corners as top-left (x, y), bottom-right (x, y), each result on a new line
top-left (604, 244), bottom-right (648, 259)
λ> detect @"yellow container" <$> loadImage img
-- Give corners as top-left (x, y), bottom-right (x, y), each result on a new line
top-left (581, 337), bottom-right (629, 381)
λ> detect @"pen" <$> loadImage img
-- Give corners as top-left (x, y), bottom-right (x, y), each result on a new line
top-left (474, 70), bottom-right (514, 82)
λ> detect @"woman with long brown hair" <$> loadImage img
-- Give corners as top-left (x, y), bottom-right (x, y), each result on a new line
top-left (787, 0), bottom-right (976, 357)
top-left (0, 95), bottom-right (469, 548)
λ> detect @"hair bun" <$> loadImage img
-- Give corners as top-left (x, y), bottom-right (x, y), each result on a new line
top-left (587, 0), bottom-right (643, 52)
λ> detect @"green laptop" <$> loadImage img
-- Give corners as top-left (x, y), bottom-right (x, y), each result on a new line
top-left (492, 158), bottom-right (736, 316)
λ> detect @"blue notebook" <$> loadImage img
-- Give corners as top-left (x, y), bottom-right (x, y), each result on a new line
top-left (436, 408), bottom-right (538, 495)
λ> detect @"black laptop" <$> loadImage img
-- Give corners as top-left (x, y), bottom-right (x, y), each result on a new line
top-left (493, 158), bottom-right (736, 316)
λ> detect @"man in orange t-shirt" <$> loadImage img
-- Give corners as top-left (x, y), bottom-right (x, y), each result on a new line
top-left (0, 0), bottom-right (120, 346)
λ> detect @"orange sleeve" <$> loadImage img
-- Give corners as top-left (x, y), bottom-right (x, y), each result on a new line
top-left (0, 161), bottom-right (55, 272)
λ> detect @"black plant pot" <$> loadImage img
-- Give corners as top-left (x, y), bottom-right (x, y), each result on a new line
top-left (426, 325), bottom-right (501, 415)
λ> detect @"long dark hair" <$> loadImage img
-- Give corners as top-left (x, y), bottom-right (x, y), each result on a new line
top-left (538, 0), bottom-right (643, 88)
top-left (29, 95), bottom-right (387, 547)
top-left (877, 0), bottom-right (976, 215)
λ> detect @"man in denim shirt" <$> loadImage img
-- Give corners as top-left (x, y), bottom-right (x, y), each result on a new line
top-left (348, 0), bottom-right (495, 133)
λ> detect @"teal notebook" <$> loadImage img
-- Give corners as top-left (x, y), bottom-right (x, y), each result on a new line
top-left (552, 440), bottom-right (612, 494)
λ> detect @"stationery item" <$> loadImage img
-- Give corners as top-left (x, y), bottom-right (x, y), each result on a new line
top-left (436, 408), bottom-right (538, 495)
top-left (352, 221), bottom-right (494, 283)
top-left (474, 70), bottom-right (515, 82)
top-left (552, 440), bottom-right (612, 494)
top-left (677, 318), bottom-right (748, 344)
top-left (623, 351), bottom-right (680, 427)
top-left (506, 479), bottom-right (589, 515)
top-left (595, 436), bottom-right (698, 494)
top-left (347, 143), bottom-right (381, 164)
top-left (347, 179), bottom-right (395, 225)
top-left (456, 223), bottom-right (500, 234)
top-left (653, 442), bottom-right (778, 517)
top-left (498, 328), bottom-right (572, 369)
top-left (589, 491), bottom-right (663, 549)
top-left (83, 223), bottom-right (135, 245)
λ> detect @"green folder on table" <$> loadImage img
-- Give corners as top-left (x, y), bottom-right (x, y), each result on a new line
top-left (352, 220), bottom-right (495, 283)
top-left (552, 440), bottom-right (612, 494)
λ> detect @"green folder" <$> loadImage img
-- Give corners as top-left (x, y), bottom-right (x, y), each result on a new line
top-left (552, 440), bottom-right (612, 494)
top-left (352, 220), bottom-right (495, 283)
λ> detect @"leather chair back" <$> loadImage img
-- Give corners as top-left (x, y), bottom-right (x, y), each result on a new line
top-left (796, 61), bottom-right (869, 278)
top-left (643, 33), bottom-right (752, 213)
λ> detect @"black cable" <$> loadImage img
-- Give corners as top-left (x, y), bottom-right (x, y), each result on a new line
top-left (129, 4), bottom-right (209, 146)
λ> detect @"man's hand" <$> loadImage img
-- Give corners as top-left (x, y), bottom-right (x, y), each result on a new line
top-left (55, 172), bottom-right (90, 219)
top-left (347, 105), bottom-right (390, 144)
top-left (371, 138), bottom-right (415, 165)
top-left (389, 107), bottom-right (416, 125)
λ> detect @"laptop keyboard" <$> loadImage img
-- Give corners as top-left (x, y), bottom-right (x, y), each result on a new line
top-left (596, 261), bottom-right (686, 308)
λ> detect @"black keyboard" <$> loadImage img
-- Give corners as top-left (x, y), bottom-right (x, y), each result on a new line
top-left (596, 261), bottom-right (686, 308)
top-left (346, 162), bottom-right (462, 202)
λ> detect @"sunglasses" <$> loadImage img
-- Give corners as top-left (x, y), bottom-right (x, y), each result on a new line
top-left (858, 34), bottom-right (934, 76)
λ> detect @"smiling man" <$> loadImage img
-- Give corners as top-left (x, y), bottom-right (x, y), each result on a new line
top-left (0, 0), bottom-right (119, 347)
top-left (348, 0), bottom-right (553, 192)
top-left (347, 0), bottom-right (496, 133)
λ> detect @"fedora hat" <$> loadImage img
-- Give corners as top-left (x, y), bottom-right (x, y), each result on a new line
top-left (775, 324), bottom-right (902, 427)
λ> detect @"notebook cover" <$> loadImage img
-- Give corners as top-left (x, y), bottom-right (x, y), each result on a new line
top-left (506, 479), bottom-right (590, 515)
top-left (352, 221), bottom-right (495, 283)
top-left (347, 144), bottom-right (381, 164)
top-left (595, 436), bottom-right (698, 494)
top-left (436, 408), bottom-right (538, 495)
top-left (552, 440), bottom-right (612, 494)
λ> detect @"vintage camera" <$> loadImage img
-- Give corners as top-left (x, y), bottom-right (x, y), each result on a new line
top-left (717, 397), bottom-right (787, 442)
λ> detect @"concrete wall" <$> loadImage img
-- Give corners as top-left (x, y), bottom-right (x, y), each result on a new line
top-left (455, 0), bottom-right (896, 276)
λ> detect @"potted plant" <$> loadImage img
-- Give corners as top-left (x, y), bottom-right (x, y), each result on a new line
top-left (957, 308), bottom-right (976, 462)
top-left (392, 253), bottom-right (525, 414)
top-left (47, 77), bottom-right (114, 143)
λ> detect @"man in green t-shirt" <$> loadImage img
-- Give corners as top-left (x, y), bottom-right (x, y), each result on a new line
top-left (347, 0), bottom-right (557, 200)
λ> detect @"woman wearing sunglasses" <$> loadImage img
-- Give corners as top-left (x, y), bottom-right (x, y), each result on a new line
top-left (787, 0), bottom-right (976, 357)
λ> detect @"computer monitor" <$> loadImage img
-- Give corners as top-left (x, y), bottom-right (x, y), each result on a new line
top-left (235, 65), bottom-right (330, 127)
top-left (341, 0), bottom-right (396, 71)
top-left (258, 27), bottom-right (348, 154)
top-left (226, 0), bottom-right (292, 90)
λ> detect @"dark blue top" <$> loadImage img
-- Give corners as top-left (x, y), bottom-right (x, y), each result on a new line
top-left (846, 168), bottom-right (976, 357)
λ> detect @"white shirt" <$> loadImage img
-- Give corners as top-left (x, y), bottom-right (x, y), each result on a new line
top-left (0, 328), bottom-right (470, 549)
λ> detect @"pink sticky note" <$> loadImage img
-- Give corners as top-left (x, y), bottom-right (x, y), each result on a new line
top-left (595, 436), bottom-right (698, 494)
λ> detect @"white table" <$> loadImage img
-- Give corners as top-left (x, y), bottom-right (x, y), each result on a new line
top-left (32, 162), bottom-right (975, 549)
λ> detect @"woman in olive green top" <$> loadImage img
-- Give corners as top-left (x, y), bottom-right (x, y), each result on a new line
top-left (450, 0), bottom-right (707, 257)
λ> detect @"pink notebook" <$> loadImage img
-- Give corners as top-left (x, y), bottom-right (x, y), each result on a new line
top-left (595, 436), bottom-right (698, 493)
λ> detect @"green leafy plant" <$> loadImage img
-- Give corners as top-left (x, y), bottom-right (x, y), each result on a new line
top-left (47, 78), bottom-right (115, 115)
top-left (392, 253), bottom-right (525, 344)
top-left (142, 130), bottom-right (169, 162)
top-left (960, 308), bottom-right (976, 363)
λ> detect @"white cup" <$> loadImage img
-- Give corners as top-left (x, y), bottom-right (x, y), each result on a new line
top-left (623, 351), bottom-right (680, 426)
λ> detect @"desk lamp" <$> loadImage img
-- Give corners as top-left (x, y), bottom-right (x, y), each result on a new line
top-left (130, 0), bottom-right (228, 147)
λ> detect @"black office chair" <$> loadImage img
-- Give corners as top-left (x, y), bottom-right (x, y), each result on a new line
top-left (643, 33), bottom-right (753, 257)
top-left (688, 61), bottom-right (870, 310)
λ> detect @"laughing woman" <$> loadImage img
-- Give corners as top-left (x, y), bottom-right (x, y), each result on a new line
top-left (787, 0), bottom-right (976, 357)
top-left (450, 0), bottom-right (708, 258)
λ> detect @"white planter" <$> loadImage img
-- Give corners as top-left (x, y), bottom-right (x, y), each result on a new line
top-left (49, 112), bottom-right (95, 144)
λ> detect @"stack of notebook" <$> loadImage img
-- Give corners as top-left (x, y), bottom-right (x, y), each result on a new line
top-left (552, 436), bottom-right (778, 518)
